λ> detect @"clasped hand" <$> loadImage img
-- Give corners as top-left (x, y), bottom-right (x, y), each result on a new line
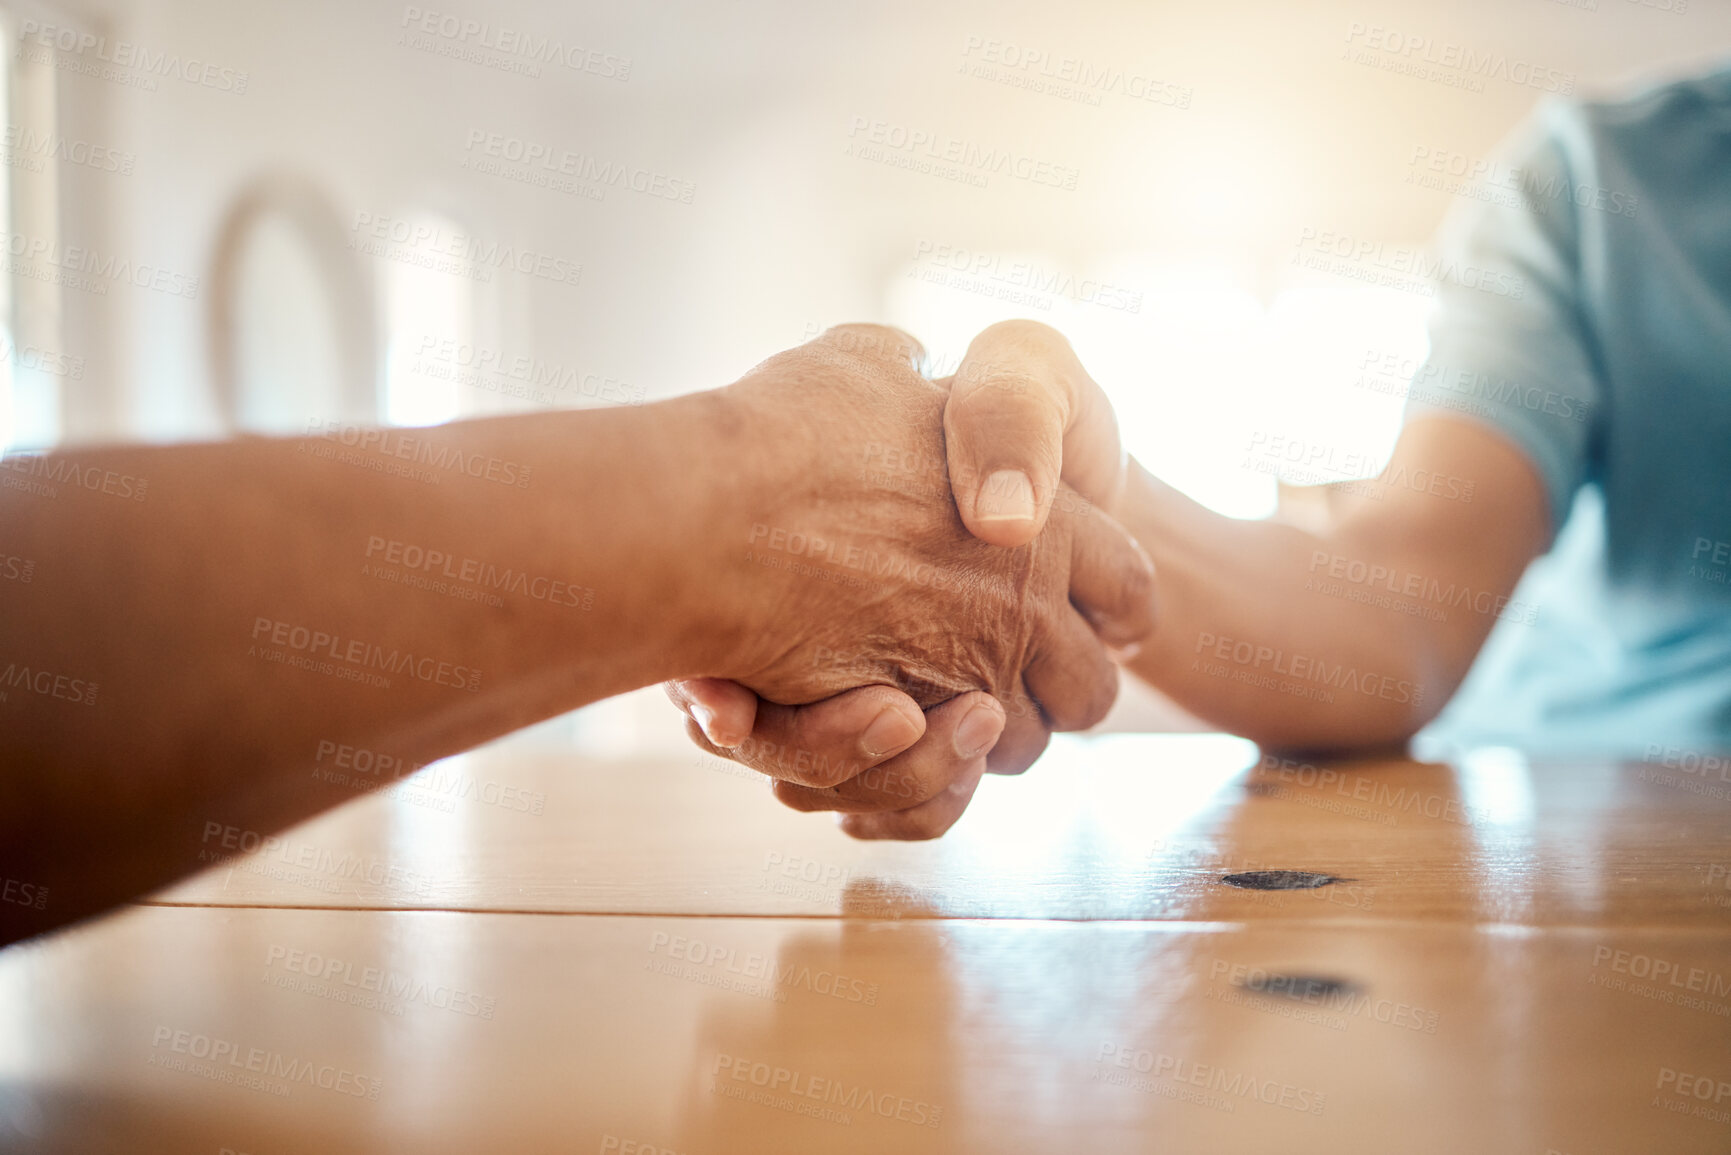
top-left (667, 320), bottom-right (1148, 839)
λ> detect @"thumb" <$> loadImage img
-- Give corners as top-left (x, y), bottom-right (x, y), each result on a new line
top-left (943, 320), bottom-right (1121, 548)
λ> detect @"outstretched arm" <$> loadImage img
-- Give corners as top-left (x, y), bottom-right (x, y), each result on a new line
top-left (1110, 415), bottom-right (1546, 745)
top-left (677, 321), bottom-right (1550, 790)
top-left (0, 324), bottom-right (1155, 943)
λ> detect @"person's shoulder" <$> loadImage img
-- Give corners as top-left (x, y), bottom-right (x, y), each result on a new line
top-left (1542, 61), bottom-right (1731, 160)
top-left (1578, 61), bottom-right (1731, 130)
top-left (1490, 61), bottom-right (1731, 220)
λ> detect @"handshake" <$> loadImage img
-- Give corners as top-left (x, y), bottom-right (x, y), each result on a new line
top-left (662, 319), bottom-right (1156, 840)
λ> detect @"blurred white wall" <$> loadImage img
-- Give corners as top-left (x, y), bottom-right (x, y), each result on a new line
top-left (4, 0), bottom-right (1726, 743)
top-left (15, 0), bottom-right (1724, 436)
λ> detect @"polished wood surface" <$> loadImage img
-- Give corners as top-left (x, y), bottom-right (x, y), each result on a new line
top-left (158, 735), bottom-right (1731, 927)
top-left (4, 733), bottom-right (1730, 1152)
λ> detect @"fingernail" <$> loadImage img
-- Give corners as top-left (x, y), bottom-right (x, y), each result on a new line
top-left (688, 699), bottom-right (716, 737)
top-left (953, 702), bottom-right (1005, 759)
top-left (976, 470), bottom-right (1036, 524)
top-left (690, 703), bottom-right (737, 748)
top-left (860, 706), bottom-right (920, 759)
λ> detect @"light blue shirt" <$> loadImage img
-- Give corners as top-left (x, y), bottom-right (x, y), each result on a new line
top-left (1410, 65), bottom-right (1731, 760)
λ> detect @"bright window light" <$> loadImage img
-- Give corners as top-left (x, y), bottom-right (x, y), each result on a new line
top-left (886, 255), bottom-right (1431, 520)
top-left (0, 36), bottom-right (37, 457)
top-left (384, 213), bottom-right (472, 428)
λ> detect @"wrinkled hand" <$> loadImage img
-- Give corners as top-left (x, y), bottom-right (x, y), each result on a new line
top-left (672, 322), bottom-right (1145, 838)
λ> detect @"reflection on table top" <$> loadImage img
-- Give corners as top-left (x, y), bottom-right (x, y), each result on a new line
top-left (3, 733), bottom-right (1730, 1153)
top-left (157, 734), bottom-right (1731, 926)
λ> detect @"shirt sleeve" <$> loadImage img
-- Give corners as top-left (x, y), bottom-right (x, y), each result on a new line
top-left (1404, 101), bottom-right (1604, 541)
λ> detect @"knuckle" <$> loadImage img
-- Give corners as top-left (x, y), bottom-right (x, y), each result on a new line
top-left (1070, 669), bottom-right (1119, 731)
top-left (787, 736), bottom-right (859, 788)
top-left (1115, 551), bottom-right (1157, 623)
top-left (1042, 660), bottom-right (1116, 732)
top-left (683, 716), bottom-right (723, 754)
top-left (802, 762), bottom-right (856, 789)
top-left (818, 324), bottom-right (921, 370)
top-left (899, 812), bottom-right (952, 841)
top-left (840, 816), bottom-right (882, 841)
top-left (987, 726), bottom-right (1048, 774)
top-left (771, 781), bottom-right (827, 812)
top-left (985, 317), bottom-right (1061, 344)
top-left (896, 769), bottom-right (947, 807)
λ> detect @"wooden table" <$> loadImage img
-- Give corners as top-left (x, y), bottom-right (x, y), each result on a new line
top-left (2, 733), bottom-right (1728, 1153)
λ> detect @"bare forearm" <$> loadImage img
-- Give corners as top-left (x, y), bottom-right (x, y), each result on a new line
top-left (1115, 419), bottom-right (1546, 748)
top-left (0, 393), bottom-right (742, 940)
top-left (1115, 464), bottom-right (1433, 746)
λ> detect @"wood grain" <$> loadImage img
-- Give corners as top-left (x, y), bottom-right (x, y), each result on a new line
top-left (152, 735), bottom-right (1731, 927)
top-left (2, 906), bottom-right (1727, 1154)
top-left (5, 733), bottom-right (1729, 1152)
